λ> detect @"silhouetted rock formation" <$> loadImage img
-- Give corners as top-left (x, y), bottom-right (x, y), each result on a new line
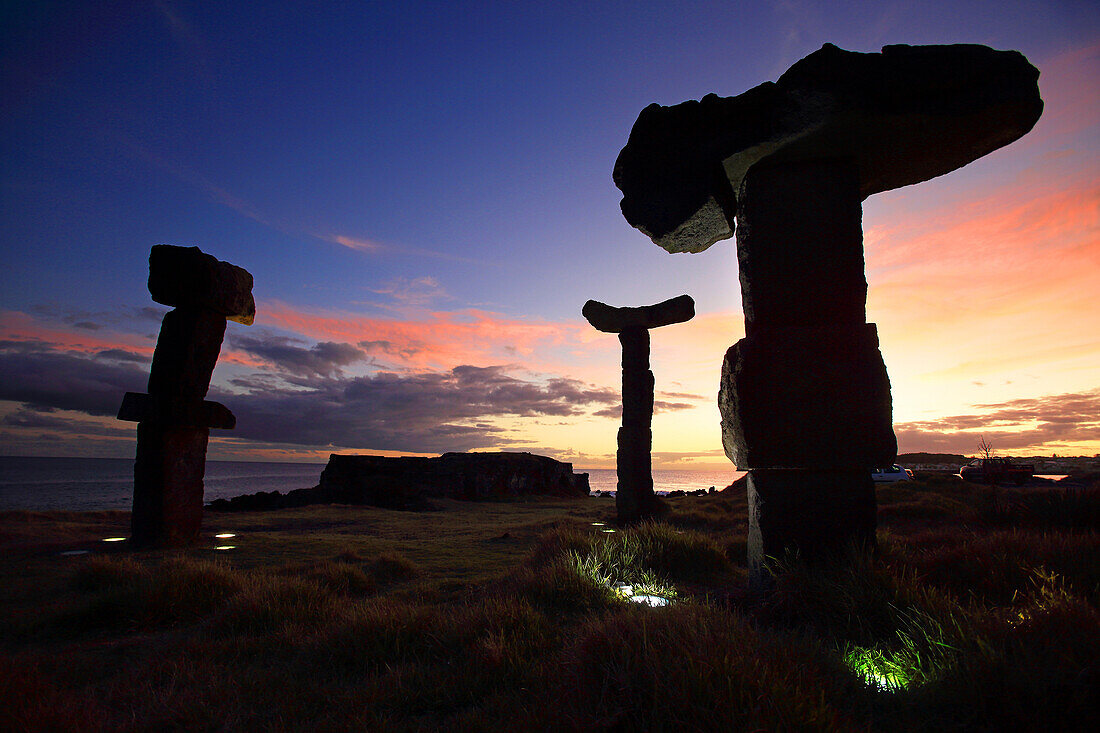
top-left (208, 452), bottom-right (590, 512)
top-left (583, 295), bottom-right (695, 524)
top-left (614, 43), bottom-right (1043, 593)
top-left (118, 245), bottom-right (254, 547)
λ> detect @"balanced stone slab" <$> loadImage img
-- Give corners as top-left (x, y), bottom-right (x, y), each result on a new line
top-left (614, 43), bottom-right (1043, 254)
top-left (149, 245), bottom-right (256, 325)
top-left (583, 294), bottom-right (695, 333)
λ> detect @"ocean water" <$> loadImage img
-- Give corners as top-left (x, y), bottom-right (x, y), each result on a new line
top-left (0, 457), bottom-right (326, 512)
top-left (0, 456), bottom-right (744, 512)
top-left (584, 468), bottom-right (744, 496)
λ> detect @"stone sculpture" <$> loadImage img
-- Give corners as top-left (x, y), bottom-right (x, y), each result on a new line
top-left (583, 295), bottom-right (695, 523)
top-left (613, 43), bottom-right (1042, 590)
top-left (118, 245), bottom-right (255, 547)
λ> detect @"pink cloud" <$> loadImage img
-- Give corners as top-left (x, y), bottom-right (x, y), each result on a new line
top-left (0, 310), bottom-right (155, 358)
top-left (259, 300), bottom-right (593, 372)
top-left (866, 174), bottom-right (1100, 342)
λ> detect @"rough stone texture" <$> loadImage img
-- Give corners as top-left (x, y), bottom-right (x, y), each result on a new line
top-left (718, 160), bottom-right (895, 587)
top-left (614, 43), bottom-right (1043, 254)
top-left (207, 452), bottom-right (590, 512)
top-left (746, 469), bottom-right (877, 596)
top-left (583, 294), bottom-right (695, 333)
top-left (616, 327), bottom-right (659, 523)
top-left (719, 324), bottom-right (896, 469)
top-left (120, 245), bottom-right (254, 548)
top-left (131, 423), bottom-right (209, 547)
top-left (736, 160), bottom-right (866, 331)
top-left (149, 245), bottom-right (256, 325)
top-left (146, 308), bottom-right (228, 413)
top-left (118, 392), bottom-right (235, 429)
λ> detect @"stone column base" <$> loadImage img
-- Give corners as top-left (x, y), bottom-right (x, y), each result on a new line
top-left (747, 468), bottom-right (877, 596)
top-left (131, 423), bottom-right (209, 548)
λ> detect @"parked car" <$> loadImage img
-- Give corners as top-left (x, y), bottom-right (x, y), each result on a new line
top-left (959, 458), bottom-right (1034, 485)
top-left (872, 465), bottom-right (913, 483)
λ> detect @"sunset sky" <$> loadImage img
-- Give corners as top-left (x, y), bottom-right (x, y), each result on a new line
top-left (2, 1), bottom-right (1097, 468)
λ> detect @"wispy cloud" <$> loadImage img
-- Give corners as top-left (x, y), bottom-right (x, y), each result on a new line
top-left (321, 233), bottom-right (482, 263)
top-left (329, 235), bottom-right (384, 253)
top-left (894, 389), bottom-right (1100, 455)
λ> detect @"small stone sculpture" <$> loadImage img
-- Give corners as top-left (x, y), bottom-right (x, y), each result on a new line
top-left (613, 43), bottom-right (1042, 591)
top-left (118, 245), bottom-right (255, 547)
top-left (583, 295), bottom-right (695, 523)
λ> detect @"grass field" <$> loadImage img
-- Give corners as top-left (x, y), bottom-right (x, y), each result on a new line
top-left (1, 475), bottom-right (1097, 731)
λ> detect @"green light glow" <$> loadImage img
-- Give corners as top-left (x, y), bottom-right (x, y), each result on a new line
top-left (844, 647), bottom-right (910, 691)
top-left (569, 546), bottom-right (677, 607)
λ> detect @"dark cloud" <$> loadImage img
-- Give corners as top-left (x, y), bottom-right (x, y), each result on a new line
top-left (232, 334), bottom-right (367, 377)
top-left (358, 339), bottom-right (425, 360)
top-left (3, 408), bottom-right (71, 428)
top-left (96, 348), bottom-right (149, 363)
top-left (0, 340), bottom-right (619, 454)
top-left (73, 321), bottom-right (101, 331)
top-left (136, 306), bottom-right (169, 322)
top-left (1, 407), bottom-right (133, 438)
top-left (0, 341), bottom-right (147, 416)
top-left (213, 365), bottom-right (619, 453)
top-left (894, 389), bottom-right (1100, 454)
top-left (592, 400), bottom-right (696, 419)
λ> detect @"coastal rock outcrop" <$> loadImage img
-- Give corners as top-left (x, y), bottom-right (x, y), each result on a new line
top-left (208, 452), bottom-right (590, 512)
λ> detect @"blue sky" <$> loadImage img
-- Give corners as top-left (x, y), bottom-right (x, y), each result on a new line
top-left (2, 1), bottom-right (1098, 464)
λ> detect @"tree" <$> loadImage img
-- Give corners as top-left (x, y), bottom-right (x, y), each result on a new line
top-left (978, 436), bottom-right (995, 461)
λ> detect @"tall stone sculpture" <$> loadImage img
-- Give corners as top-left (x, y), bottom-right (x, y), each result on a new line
top-left (583, 295), bottom-right (695, 524)
top-left (118, 245), bottom-right (255, 548)
top-left (613, 43), bottom-right (1042, 590)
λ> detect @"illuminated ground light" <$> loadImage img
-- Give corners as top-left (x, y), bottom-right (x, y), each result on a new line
top-left (102, 537), bottom-right (127, 542)
top-left (591, 522), bottom-right (606, 526)
top-left (214, 545), bottom-right (236, 551)
top-left (601, 528), bottom-right (617, 533)
top-left (214, 533), bottom-right (236, 539)
top-left (844, 647), bottom-right (910, 691)
top-left (613, 583), bottom-right (674, 607)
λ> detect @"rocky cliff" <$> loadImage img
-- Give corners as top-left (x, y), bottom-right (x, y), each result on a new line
top-left (208, 452), bottom-right (590, 512)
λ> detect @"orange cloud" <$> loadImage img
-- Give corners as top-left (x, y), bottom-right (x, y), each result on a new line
top-left (259, 300), bottom-right (596, 373)
top-left (866, 176), bottom-right (1100, 340)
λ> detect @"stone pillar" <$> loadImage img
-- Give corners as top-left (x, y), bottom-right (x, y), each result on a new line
top-left (119, 246), bottom-right (254, 548)
top-left (718, 160), bottom-right (896, 594)
top-left (617, 327), bottom-right (657, 523)
top-left (583, 295), bottom-right (695, 525)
